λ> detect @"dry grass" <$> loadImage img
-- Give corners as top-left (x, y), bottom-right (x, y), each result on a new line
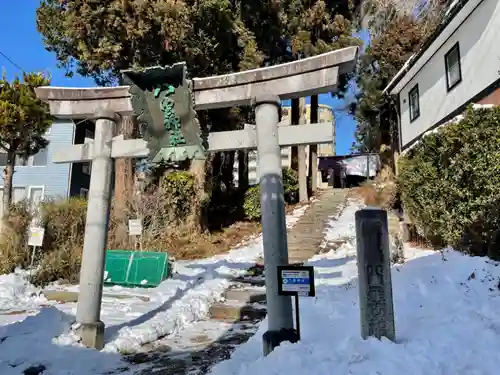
top-left (161, 221), bottom-right (261, 260)
top-left (0, 202), bottom-right (33, 274)
top-left (354, 165), bottom-right (398, 209)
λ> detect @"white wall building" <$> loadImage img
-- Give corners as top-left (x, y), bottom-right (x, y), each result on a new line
top-left (384, 0), bottom-right (500, 151)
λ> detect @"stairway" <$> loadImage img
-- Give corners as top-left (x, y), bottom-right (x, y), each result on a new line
top-left (208, 189), bottom-right (348, 324)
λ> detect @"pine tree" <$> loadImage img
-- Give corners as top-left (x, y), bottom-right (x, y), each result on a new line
top-left (0, 72), bottom-right (53, 218)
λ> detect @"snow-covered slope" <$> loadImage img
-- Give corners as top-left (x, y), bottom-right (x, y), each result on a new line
top-left (209, 200), bottom-right (500, 375)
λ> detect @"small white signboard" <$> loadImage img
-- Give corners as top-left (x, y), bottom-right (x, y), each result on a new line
top-left (28, 227), bottom-right (45, 247)
top-left (128, 219), bottom-right (143, 236)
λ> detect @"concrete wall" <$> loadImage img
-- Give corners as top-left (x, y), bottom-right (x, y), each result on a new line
top-left (397, 0), bottom-right (500, 149)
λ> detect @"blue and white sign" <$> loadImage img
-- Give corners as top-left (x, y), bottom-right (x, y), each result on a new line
top-left (281, 270), bottom-right (311, 293)
top-left (277, 265), bottom-right (315, 297)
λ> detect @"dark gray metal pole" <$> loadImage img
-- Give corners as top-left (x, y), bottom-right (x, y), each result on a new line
top-left (253, 94), bottom-right (296, 356)
top-left (355, 208), bottom-right (396, 342)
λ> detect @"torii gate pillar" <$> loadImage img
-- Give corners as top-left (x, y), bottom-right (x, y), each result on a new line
top-left (75, 112), bottom-right (118, 349)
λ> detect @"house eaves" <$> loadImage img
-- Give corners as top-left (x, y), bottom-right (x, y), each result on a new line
top-left (383, 0), bottom-right (479, 96)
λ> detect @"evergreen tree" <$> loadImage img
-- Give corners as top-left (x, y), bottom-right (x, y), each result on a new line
top-left (0, 72), bottom-right (53, 218)
top-left (352, 0), bottom-right (449, 156)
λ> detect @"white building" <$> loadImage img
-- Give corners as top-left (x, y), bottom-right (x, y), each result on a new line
top-left (384, 0), bottom-right (500, 152)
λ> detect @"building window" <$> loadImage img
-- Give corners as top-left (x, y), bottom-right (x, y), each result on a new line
top-left (409, 84), bottom-right (420, 122)
top-left (0, 147), bottom-right (49, 167)
top-left (445, 42), bottom-right (462, 91)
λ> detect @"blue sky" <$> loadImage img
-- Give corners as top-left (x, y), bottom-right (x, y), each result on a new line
top-left (0, 1), bottom-right (368, 155)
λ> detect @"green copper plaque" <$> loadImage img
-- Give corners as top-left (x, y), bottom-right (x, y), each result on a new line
top-left (121, 63), bottom-right (207, 163)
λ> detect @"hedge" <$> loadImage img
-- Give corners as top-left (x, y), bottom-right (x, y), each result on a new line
top-left (398, 105), bottom-right (500, 259)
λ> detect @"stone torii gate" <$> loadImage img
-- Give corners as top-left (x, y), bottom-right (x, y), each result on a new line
top-left (35, 46), bottom-right (358, 352)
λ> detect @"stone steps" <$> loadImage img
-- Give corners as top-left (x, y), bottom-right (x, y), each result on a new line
top-left (42, 289), bottom-right (151, 303)
top-left (287, 189), bottom-right (347, 258)
top-left (209, 285), bottom-right (267, 322)
top-left (208, 189), bottom-right (348, 323)
top-left (209, 301), bottom-right (267, 322)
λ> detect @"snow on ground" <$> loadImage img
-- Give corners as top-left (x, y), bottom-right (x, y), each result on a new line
top-left (0, 270), bottom-right (48, 313)
top-left (209, 199), bottom-right (500, 375)
top-left (0, 307), bottom-right (133, 375)
top-left (0, 204), bottom-right (309, 373)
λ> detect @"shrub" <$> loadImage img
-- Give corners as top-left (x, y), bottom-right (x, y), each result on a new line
top-left (282, 167), bottom-right (299, 203)
top-left (41, 197), bottom-right (87, 250)
top-left (243, 186), bottom-right (261, 220)
top-left (0, 197), bottom-right (87, 285)
top-left (161, 171), bottom-right (197, 224)
top-left (398, 106), bottom-right (500, 258)
top-left (243, 167), bottom-right (301, 221)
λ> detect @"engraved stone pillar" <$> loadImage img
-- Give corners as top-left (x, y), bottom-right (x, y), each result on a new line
top-left (355, 208), bottom-right (396, 341)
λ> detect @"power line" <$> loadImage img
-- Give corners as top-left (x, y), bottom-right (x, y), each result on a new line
top-left (0, 50), bottom-right (24, 72)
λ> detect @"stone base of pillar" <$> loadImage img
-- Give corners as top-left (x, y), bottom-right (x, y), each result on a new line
top-left (78, 321), bottom-right (105, 350)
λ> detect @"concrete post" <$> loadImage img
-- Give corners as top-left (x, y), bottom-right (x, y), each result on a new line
top-left (355, 208), bottom-right (396, 341)
top-left (76, 112), bottom-right (117, 350)
top-left (253, 94), bottom-right (296, 356)
top-left (309, 95), bottom-right (319, 193)
top-left (298, 97), bottom-right (308, 203)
